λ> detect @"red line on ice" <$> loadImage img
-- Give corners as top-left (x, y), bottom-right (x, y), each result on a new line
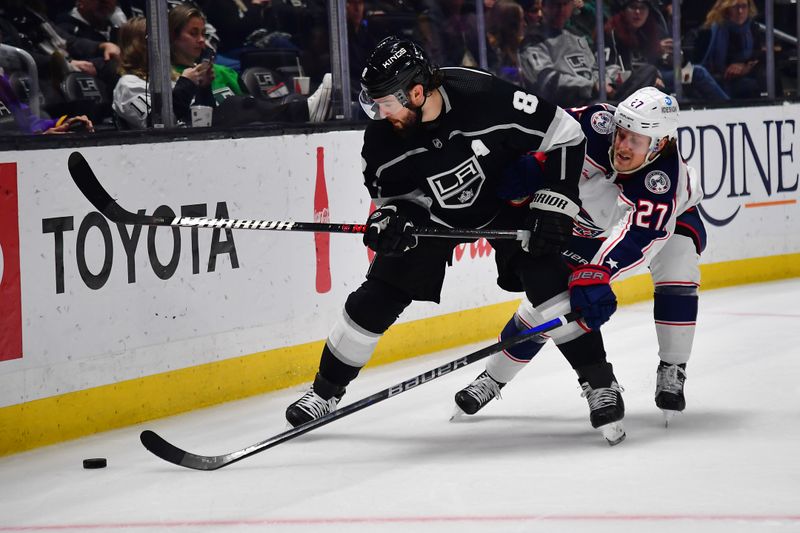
top-left (3, 514), bottom-right (800, 530)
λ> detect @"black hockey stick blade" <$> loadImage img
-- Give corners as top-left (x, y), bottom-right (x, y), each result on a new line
top-left (68, 151), bottom-right (526, 240)
top-left (140, 311), bottom-right (580, 470)
top-left (68, 151), bottom-right (154, 225)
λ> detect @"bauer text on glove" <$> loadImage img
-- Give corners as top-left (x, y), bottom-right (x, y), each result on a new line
top-left (568, 265), bottom-right (617, 330)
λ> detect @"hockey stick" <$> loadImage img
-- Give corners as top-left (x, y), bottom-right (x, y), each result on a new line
top-left (67, 151), bottom-right (527, 241)
top-left (140, 311), bottom-right (579, 470)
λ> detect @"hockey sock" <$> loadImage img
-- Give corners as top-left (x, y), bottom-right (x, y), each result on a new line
top-left (485, 313), bottom-right (547, 383)
top-left (556, 330), bottom-right (608, 370)
top-left (654, 287), bottom-right (698, 365)
top-left (318, 345), bottom-right (361, 395)
top-left (318, 279), bottom-right (412, 392)
top-left (576, 361), bottom-right (617, 388)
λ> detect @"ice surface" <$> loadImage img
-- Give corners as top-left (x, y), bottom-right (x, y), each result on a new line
top-left (1, 280), bottom-right (799, 532)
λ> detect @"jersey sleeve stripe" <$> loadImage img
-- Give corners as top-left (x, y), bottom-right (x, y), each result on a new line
top-left (375, 147), bottom-right (429, 178)
top-left (448, 123), bottom-right (546, 139)
top-left (585, 155), bottom-right (607, 173)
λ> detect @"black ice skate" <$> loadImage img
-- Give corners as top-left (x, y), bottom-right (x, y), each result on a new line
top-left (285, 373), bottom-right (345, 427)
top-left (655, 361), bottom-right (687, 426)
top-left (577, 362), bottom-right (626, 446)
top-left (452, 371), bottom-right (505, 419)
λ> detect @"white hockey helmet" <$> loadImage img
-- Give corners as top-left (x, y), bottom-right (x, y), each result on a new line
top-left (613, 86), bottom-right (679, 153)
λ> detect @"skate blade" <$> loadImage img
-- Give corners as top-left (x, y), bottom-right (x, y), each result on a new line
top-left (449, 405), bottom-right (467, 422)
top-left (662, 409), bottom-right (680, 427)
top-left (599, 421), bottom-right (626, 446)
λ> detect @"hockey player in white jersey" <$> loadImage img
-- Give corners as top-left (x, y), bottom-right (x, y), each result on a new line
top-left (455, 86), bottom-right (706, 428)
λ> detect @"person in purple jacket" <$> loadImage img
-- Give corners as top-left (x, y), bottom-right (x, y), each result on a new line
top-left (0, 73), bottom-right (93, 134)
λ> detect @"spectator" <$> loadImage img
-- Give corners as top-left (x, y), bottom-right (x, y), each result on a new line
top-left (113, 16), bottom-right (195, 128)
top-left (698, 0), bottom-right (765, 99)
top-left (5, 0), bottom-right (119, 74)
top-left (56, 0), bottom-right (124, 101)
top-left (346, 0), bottom-right (377, 101)
top-left (605, 0), bottom-right (728, 102)
top-left (567, 0), bottom-right (608, 48)
top-left (519, 0), bottom-right (649, 107)
top-left (173, 3), bottom-right (330, 123)
top-left (0, 0), bottom-right (119, 106)
top-left (415, 0), bottom-right (479, 67)
top-left (1, 72), bottom-right (94, 134)
top-left (603, 1), bottom-right (664, 87)
top-left (199, 0), bottom-right (284, 59)
top-left (56, 0), bottom-right (120, 43)
top-left (112, 15), bottom-right (331, 129)
top-left (169, 4), bottom-right (245, 106)
top-left (485, 0), bottom-right (526, 85)
top-left (519, 0), bottom-right (544, 28)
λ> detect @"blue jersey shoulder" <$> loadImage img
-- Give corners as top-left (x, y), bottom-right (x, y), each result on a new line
top-left (567, 104), bottom-right (615, 171)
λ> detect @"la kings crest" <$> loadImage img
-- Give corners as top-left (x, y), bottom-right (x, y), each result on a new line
top-left (426, 156), bottom-right (486, 209)
top-left (566, 54), bottom-right (592, 80)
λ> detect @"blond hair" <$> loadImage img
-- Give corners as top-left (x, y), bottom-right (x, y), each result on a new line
top-left (703, 0), bottom-right (758, 28)
top-left (118, 17), bottom-right (148, 79)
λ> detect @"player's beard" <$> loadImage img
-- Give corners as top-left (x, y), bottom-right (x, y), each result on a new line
top-left (389, 106), bottom-right (423, 139)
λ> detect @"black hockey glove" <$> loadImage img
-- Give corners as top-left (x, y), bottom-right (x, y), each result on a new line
top-left (523, 188), bottom-right (580, 257)
top-left (363, 202), bottom-right (426, 257)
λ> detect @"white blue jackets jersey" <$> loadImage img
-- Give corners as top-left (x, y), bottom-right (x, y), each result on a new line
top-left (361, 67), bottom-right (586, 230)
top-left (568, 104), bottom-right (704, 279)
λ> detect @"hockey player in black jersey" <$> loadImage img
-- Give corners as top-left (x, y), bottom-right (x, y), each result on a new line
top-left (455, 86), bottom-right (706, 432)
top-left (285, 36), bottom-right (622, 443)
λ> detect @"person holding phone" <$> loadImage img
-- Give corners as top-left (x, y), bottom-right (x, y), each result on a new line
top-left (169, 4), bottom-right (245, 106)
top-left (113, 6), bottom-right (332, 128)
top-left (113, 16), bottom-right (214, 128)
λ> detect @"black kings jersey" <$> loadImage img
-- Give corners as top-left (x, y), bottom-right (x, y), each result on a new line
top-left (361, 67), bottom-right (585, 229)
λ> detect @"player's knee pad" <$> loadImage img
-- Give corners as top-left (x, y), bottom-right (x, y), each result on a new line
top-left (327, 280), bottom-right (411, 368)
top-left (653, 286), bottom-right (698, 365)
top-left (517, 293), bottom-right (588, 344)
top-left (485, 312), bottom-right (547, 383)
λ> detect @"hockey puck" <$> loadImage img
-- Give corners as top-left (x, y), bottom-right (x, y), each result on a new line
top-left (82, 458), bottom-right (107, 469)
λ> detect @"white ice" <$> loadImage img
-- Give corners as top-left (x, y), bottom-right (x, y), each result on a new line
top-left (1, 279), bottom-right (799, 533)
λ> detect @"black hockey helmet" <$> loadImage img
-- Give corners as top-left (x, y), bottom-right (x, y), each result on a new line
top-left (360, 37), bottom-right (435, 100)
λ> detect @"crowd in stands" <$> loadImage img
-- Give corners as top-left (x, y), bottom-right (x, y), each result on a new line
top-left (0, 0), bottom-right (795, 135)
top-left (0, 0), bottom-right (333, 134)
